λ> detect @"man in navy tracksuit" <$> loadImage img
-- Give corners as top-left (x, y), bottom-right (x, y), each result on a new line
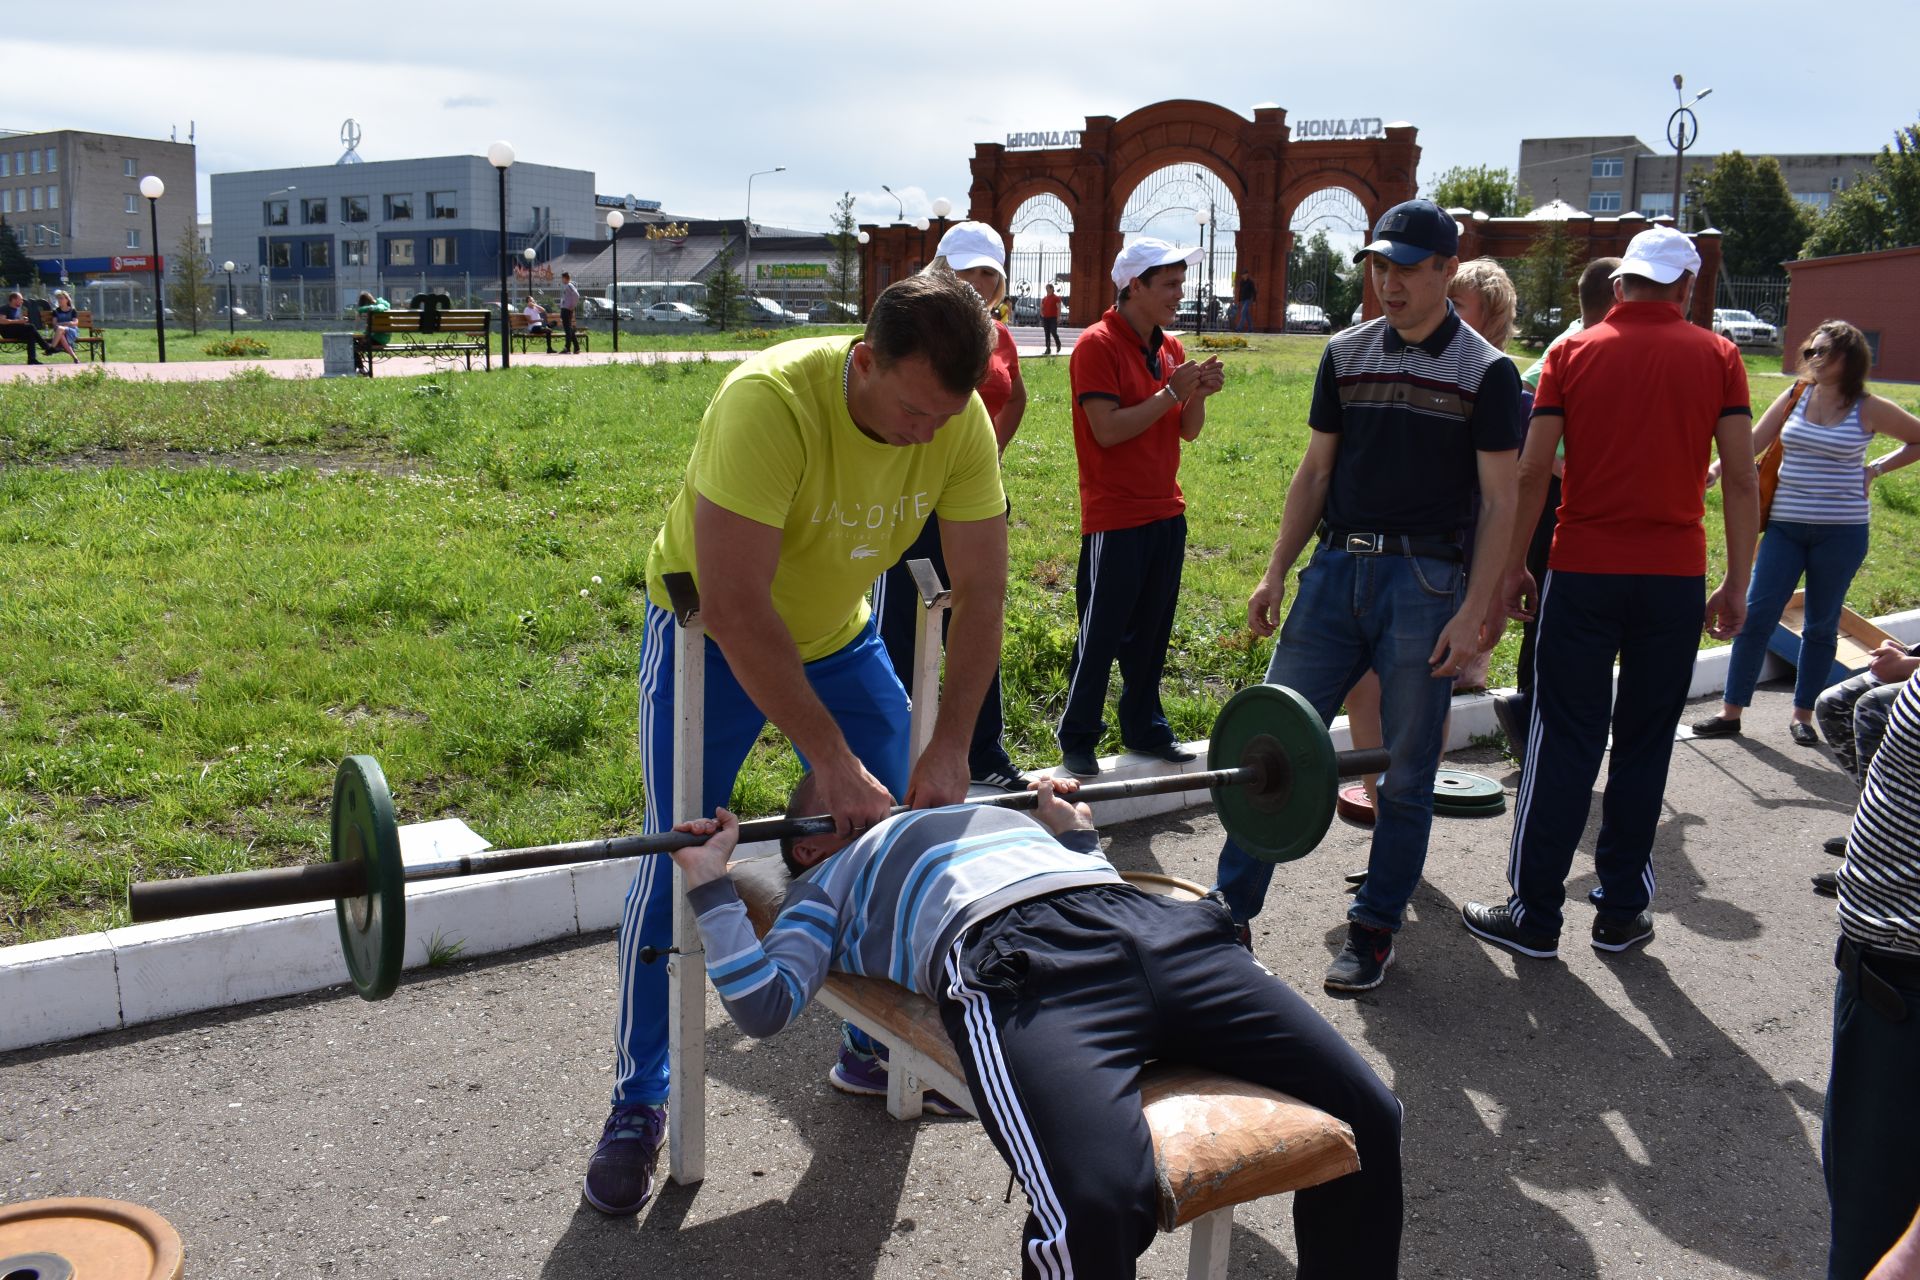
top-left (667, 777), bottom-right (1402, 1279)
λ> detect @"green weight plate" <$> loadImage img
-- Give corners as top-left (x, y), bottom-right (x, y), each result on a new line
top-left (331, 755), bottom-right (405, 1001)
top-left (1435, 793), bottom-right (1508, 818)
top-left (1434, 770), bottom-right (1505, 807)
top-left (1207, 683), bottom-right (1336, 864)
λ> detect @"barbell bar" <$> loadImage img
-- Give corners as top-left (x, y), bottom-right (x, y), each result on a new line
top-left (129, 684), bottom-right (1386, 1000)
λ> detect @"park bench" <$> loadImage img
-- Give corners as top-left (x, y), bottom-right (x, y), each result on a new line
top-left (355, 308), bottom-right (492, 377)
top-left (0, 305), bottom-right (107, 363)
top-left (507, 313), bottom-right (589, 355)
top-left (658, 566), bottom-right (1361, 1280)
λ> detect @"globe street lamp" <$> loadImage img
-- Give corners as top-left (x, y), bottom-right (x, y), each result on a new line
top-left (222, 260), bottom-right (236, 334)
top-left (139, 174), bottom-right (167, 361)
top-left (744, 166), bottom-right (785, 321)
top-left (930, 196), bottom-right (953, 224)
top-left (487, 140), bottom-right (516, 368)
top-left (522, 246), bottom-right (537, 306)
top-left (606, 209), bottom-right (625, 351)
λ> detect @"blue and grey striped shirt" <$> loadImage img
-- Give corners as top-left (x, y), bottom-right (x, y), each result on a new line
top-left (685, 806), bottom-right (1122, 1038)
top-left (1773, 393), bottom-right (1872, 525)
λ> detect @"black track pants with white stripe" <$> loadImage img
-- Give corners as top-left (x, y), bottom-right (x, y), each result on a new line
top-left (1057, 514), bottom-right (1186, 755)
top-left (938, 884), bottom-right (1403, 1279)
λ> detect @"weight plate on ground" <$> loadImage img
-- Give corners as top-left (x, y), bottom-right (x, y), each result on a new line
top-left (1436, 793), bottom-right (1507, 817)
top-left (1336, 782), bottom-right (1376, 826)
top-left (1434, 770), bottom-right (1504, 807)
top-left (332, 754), bottom-right (405, 1001)
top-left (0, 1198), bottom-right (184, 1280)
top-left (1208, 683), bottom-right (1336, 863)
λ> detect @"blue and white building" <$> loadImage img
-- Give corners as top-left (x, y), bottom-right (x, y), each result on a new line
top-left (209, 153), bottom-right (600, 313)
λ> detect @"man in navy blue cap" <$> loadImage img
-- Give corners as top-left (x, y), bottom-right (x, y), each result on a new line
top-left (1212, 198), bottom-right (1523, 992)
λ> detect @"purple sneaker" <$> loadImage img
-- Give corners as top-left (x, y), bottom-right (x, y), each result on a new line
top-left (582, 1102), bottom-right (665, 1216)
top-left (828, 1038), bottom-right (967, 1117)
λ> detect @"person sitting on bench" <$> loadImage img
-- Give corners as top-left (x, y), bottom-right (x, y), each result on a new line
top-left (667, 775), bottom-right (1403, 1280)
top-left (522, 297), bottom-right (551, 335)
top-left (2, 291), bottom-right (56, 365)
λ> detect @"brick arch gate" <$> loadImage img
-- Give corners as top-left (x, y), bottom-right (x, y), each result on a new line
top-left (859, 101), bottom-right (1421, 330)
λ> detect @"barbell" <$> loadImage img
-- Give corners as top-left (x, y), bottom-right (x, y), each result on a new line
top-left (128, 684), bottom-right (1385, 1002)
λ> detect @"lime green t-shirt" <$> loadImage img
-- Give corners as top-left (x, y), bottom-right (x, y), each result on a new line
top-left (645, 336), bottom-right (1006, 662)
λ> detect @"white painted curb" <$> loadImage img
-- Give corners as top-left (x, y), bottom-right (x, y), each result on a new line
top-left (6, 608), bottom-right (1916, 1054)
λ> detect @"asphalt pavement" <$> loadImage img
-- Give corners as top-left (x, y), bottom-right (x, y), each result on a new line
top-left (1, 683), bottom-right (1851, 1279)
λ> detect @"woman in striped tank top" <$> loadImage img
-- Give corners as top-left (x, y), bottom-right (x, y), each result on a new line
top-left (1695, 320), bottom-right (1920, 743)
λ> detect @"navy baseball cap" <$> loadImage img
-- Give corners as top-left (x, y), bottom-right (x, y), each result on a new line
top-left (1353, 199), bottom-right (1459, 266)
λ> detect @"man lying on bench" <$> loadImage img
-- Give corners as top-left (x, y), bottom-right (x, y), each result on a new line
top-left (669, 775), bottom-right (1403, 1280)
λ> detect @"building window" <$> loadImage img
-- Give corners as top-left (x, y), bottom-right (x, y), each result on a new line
top-left (428, 191), bottom-right (457, 220)
top-left (1, 191), bottom-right (10, 213)
top-left (44, 148), bottom-right (55, 173)
top-left (123, 158), bottom-right (136, 177)
top-left (125, 193), bottom-right (137, 214)
top-left (28, 150), bottom-right (40, 175)
top-left (33, 225), bottom-right (43, 245)
top-left (1587, 191), bottom-right (1622, 213)
top-left (126, 229), bottom-right (140, 249)
top-left (1795, 192), bottom-right (1831, 212)
top-left (387, 238), bottom-right (415, 266)
top-left (269, 242), bottom-right (291, 269)
top-left (1638, 193), bottom-right (1672, 216)
top-left (430, 236), bottom-right (458, 265)
top-left (384, 194), bottom-right (413, 221)
top-left (304, 241), bottom-right (331, 268)
top-left (302, 197), bottom-right (328, 225)
top-left (46, 186), bottom-right (57, 209)
top-left (1591, 156), bottom-right (1625, 179)
top-left (265, 200), bottom-right (289, 226)
top-left (343, 195), bottom-right (369, 223)
top-left (29, 187), bottom-right (41, 210)
top-left (342, 239), bottom-right (370, 266)
top-left (0, 154), bottom-right (9, 177)
top-left (1831, 176), bottom-right (1846, 192)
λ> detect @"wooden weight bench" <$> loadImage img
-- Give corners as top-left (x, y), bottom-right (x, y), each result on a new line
top-left (657, 567), bottom-right (1359, 1280)
top-left (356, 308), bottom-right (492, 376)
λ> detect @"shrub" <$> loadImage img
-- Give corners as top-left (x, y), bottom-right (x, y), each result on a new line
top-left (203, 336), bottom-right (272, 358)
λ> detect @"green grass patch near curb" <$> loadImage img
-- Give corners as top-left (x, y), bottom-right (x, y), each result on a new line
top-left (2, 336), bottom-right (1916, 944)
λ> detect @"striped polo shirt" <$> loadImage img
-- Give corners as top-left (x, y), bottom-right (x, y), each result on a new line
top-left (1310, 306), bottom-right (1525, 536)
top-left (684, 806), bottom-right (1123, 1038)
top-left (1839, 677), bottom-right (1920, 957)
top-left (1773, 393), bottom-right (1872, 525)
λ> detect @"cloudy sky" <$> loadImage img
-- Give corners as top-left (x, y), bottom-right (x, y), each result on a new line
top-left (10, 0), bottom-right (1914, 243)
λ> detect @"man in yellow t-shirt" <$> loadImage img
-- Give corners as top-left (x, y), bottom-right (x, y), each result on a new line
top-left (584, 271), bottom-right (1008, 1218)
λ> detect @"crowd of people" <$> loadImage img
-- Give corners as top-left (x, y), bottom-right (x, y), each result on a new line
top-left (573, 201), bottom-right (1915, 1279)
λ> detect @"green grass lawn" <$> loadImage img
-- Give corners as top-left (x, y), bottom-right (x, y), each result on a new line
top-left (2, 336), bottom-right (1917, 945)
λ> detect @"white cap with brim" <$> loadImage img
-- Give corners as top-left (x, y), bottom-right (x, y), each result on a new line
top-left (1610, 225), bottom-right (1701, 285)
top-left (937, 221), bottom-right (1007, 279)
top-left (1111, 238), bottom-right (1202, 289)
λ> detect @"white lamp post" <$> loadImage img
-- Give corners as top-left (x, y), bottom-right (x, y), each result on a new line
top-left (139, 174), bottom-right (166, 360)
top-left (222, 259), bottom-right (236, 333)
top-left (486, 140), bottom-right (515, 368)
top-left (744, 166), bottom-right (786, 324)
top-left (606, 209), bottom-right (625, 351)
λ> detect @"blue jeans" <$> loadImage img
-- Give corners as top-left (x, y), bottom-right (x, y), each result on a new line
top-left (1724, 520), bottom-right (1870, 712)
top-left (613, 600), bottom-right (910, 1105)
top-left (1214, 543), bottom-right (1462, 931)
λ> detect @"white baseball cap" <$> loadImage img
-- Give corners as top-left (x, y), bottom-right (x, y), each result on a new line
top-left (1610, 226), bottom-right (1701, 285)
top-left (1111, 238), bottom-right (1202, 289)
top-left (936, 221), bottom-right (1007, 279)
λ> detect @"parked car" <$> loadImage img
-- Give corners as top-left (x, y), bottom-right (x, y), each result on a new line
top-left (579, 296), bottom-right (633, 322)
top-left (216, 304), bottom-right (248, 319)
top-left (807, 299), bottom-right (860, 324)
top-left (1173, 297), bottom-right (1229, 329)
top-left (1712, 308), bottom-right (1779, 347)
top-left (1284, 303), bottom-right (1331, 334)
top-left (742, 296), bottom-right (806, 325)
top-left (641, 300), bottom-right (705, 324)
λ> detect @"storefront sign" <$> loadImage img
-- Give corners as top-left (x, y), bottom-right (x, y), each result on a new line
top-left (1292, 117), bottom-right (1386, 141)
top-left (644, 223), bottom-right (690, 240)
top-left (756, 263), bottom-right (827, 280)
top-left (110, 255), bottom-right (161, 273)
top-left (1006, 130), bottom-right (1083, 150)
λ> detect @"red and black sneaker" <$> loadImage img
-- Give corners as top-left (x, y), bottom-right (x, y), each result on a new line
top-left (1324, 921), bottom-right (1395, 992)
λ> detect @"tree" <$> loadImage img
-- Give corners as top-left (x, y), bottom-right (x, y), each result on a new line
top-left (0, 220), bottom-right (36, 288)
top-left (826, 191), bottom-right (861, 320)
top-left (169, 220), bottom-right (215, 335)
top-left (1685, 151), bottom-right (1811, 278)
top-left (1286, 229), bottom-right (1361, 329)
top-left (1516, 222), bottom-right (1578, 345)
top-left (1801, 120), bottom-right (1920, 259)
top-left (1429, 165), bottom-right (1519, 218)
top-left (703, 232), bottom-right (741, 329)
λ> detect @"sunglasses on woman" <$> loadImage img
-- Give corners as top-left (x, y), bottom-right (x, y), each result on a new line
top-left (1802, 344), bottom-right (1833, 361)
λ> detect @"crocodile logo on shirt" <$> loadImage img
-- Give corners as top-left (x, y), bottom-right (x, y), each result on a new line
top-left (850, 544), bottom-right (880, 560)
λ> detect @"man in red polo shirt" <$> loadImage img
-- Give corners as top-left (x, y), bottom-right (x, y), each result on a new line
top-left (1462, 225), bottom-right (1760, 960)
top-left (1039, 282), bottom-right (1063, 355)
top-left (1057, 239), bottom-right (1224, 777)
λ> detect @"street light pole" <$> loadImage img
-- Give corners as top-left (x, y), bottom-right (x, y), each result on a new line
top-left (606, 209), bottom-right (625, 352)
top-left (1667, 76), bottom-right (1713, 226)
top-left (881, 185), bottom-right (905, 222)
top-left (744, 165), bottom-right (786, 320)
top-left (522, 246), bottom-right (537, 306)
top-left (139, 174), bottom-right (166, 362)
top-left (487, 141), bottom-right (515, 369)
top-left (1195, 206), bottom-right (1210, 336)
top-left (222, 260), bottom-right (236, 334)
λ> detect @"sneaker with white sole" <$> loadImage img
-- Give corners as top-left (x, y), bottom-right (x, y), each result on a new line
top-left (1461, 901), bottom-right (1559, 960)
top-left (1323, 921), bottom-right (1395, 992)
top-left (582, 1102), bottom-right (665, 1216)
top-left (828, 1036), bottom-right (966, 1117)
top-left (970, 764), bottom-right (1028, 791)
top-left (1591, 911), bottom-right (1654, 953)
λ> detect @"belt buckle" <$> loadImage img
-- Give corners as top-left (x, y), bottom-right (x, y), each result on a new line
top-left (1345, 533), bottom-right (1383, 555)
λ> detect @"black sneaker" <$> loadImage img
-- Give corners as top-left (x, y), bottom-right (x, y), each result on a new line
top-left (970, 764), bottom-right (1028, 791)
top-left (1689, 715), bottom-right (1742, 739)
top-left (1824, 835), bottom-right (1848, 858)
top-left (1812, 871), bottom-right (1838, 898)
top-left (1060, 748), bottom-right (1101, 778)
top-left (1324, 922), bottom-right (1395, 992)
top-left (1128, 741), bottom-right (1196, 764)
top-left (1492, 693), bottom-right (1528, 756)
top-left (1592, 911), bottom-right (1654, 953)
top-left (583, 1102), bottom-right (665, 1216)
top-left (1461, 901), bottom-right (1559, 960)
